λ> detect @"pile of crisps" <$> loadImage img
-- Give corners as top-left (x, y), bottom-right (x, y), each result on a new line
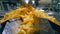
top-left (0, 4), bottom-right (60, 34)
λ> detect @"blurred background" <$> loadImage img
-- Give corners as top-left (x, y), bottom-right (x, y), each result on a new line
top-left (0, 0), bottom-right (60, 34)
top-left (0, 0), bottom-right (60, 19)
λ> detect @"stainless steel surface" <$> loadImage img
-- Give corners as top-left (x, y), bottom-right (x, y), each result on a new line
top-left (2, 18), bottom-right (22, 34)
top-left (2, 18), bottom-right (56, 34)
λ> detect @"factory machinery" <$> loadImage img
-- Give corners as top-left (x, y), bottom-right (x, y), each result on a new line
top-left (0, 0), bottom-right (60, 34)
